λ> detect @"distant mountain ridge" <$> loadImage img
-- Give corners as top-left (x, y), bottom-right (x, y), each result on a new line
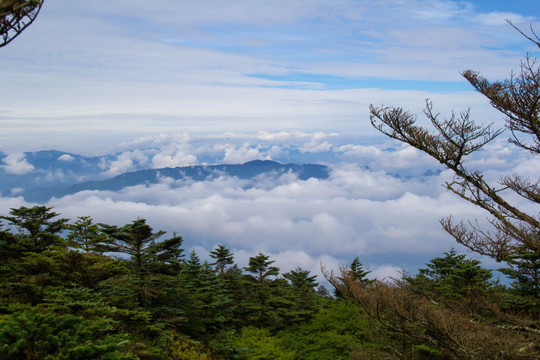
top-left (1, 149), bottom-right (442, 203)
top-left (0, 150), bottom-right (112, 191)
top-left (21, 160), bottom-right (331, 203)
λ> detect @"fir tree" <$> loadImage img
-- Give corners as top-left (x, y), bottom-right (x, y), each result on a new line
top-left (283, 267), bottom-right (320, 323)
top-left (0, 206), bottom-right (68, 253)
top-left (244, 252), bottom-right (281, 329)
top-left (100, 218), bottom-right (183, 307)
top-left (407, 249), bottom-right (494, 303)
top-left (209, 244), bottom-right (235, 275)
top-left (66, 216), bottom-right (110, 253)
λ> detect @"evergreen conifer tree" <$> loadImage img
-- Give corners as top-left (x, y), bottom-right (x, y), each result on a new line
top-left (100, 219), bottom-right (183, 307)
top-left (244, 252), bottom-right (281, 329)
top-left (66, 216), bottom-right (110, 253)
top-left (209, 244), bottom-right (235, 275)
top-left (283, 267), bottom-right (320, 323)
top-left (0, 206), bottom-right (68, 253)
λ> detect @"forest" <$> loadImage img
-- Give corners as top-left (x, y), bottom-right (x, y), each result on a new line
top-left (0, 205), bottom-right (538, 359)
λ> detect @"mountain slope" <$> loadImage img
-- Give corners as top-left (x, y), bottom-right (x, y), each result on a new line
top-left (22, 160), bottom-right (330, 202)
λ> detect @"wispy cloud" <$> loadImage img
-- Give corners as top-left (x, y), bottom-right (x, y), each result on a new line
top-left (476, 12), bottom-right (535, 26)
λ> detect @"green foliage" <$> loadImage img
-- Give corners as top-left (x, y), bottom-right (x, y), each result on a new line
top-left (283, 267), bottom-right (317, 290)
top-left (282, 267), bottom-right (320, 324)
top-left (66, 216), bottom-right (110, 253)
top-left (216, 264), bottom-right (246, 329)
top-left (40, 284), bottom-right (115, 319)
top-left (500, 248), bottom-right (540, 299)
top-left (50, 249), bottom-right (128, 289)
top-left (278, 300), bottom-right (371, 360)
top-left (0, 223), bottom-right (25, 260)
top-left (1, 250), bottom-right (59, 305)
top-left (335, 257), bottom-right (374, 299)
top-left (0, 309), bottom-right (134, 360)
top-left (1, 240), bottom-right (127, 307)
top-left (0, 206), bottom-right (68, 253)
top-left (3, 207), bottom-right (536, 359)
top-left (232, 327), bottom-right (296, 360)
top-left (209, 244), bottom-right (234, 275)
top-left (243, 253), bottom-right (284, 329)
top-left (349, 257), bottom-right (373, 284)
top-left (0, 249), bottom-right (34, 305)
top-left (178, 251), bottom-right (234, 341)
top-left (407, 249), bottom-right (494, 303)
top-left (101, 219), bottom-right (184, 307)
top-left (244, 252), bottom-right (280, 282)
top-left (163, 333), bottom-right (224, 360)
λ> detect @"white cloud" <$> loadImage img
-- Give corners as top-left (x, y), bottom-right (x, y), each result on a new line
top-left (476, 12), bottom-right (535, 26)
top-left (511, 157), bottom-right (540, 178)
top-left (0, 196), bottom-right (30, 213)
top-left (300, 140), bottom-right (332, 153)
top-left (102, 150), bottom-right (150, 177)
top-left (215, 143), bottom-right (269, 163)
top-left (44, 169), bottom-right (65, 182)
top-left (408, 0), bottom-right (472, 22)
top-left (151, 143), bottom-right (197, 169)
top-left (152, 152), bottom-right (197, 169)
top-left (368, 264), bottom-right (404, 282)
top-left (119, 133), bottom-right (192, 150)
top-left (98, 157), bottom-right (108, 170)
top-left (0, 0), bottom-right (536, 282)
top-left (1, 153), bottom-right (35, 175)
top-left (257, 131), bottom-right (293, 141)
top-left (39, 164), bottom-right (479, 267)
top-left (58, 154), bottom-right (75, 162)
top-left (10, 187), bottom-right (25, 195)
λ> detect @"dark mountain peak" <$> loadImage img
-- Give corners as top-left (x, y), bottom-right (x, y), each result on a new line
top-left (243, 159), bottom-right (279, 166)
top-left (21, 160), bottom-right (331, 203)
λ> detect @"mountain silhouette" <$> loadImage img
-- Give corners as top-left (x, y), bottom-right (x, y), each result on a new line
top-left (22, 160), bottom-right (330, 202)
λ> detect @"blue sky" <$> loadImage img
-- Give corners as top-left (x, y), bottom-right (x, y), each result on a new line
top-left (0, 0), bottom-right (538, 281)
top-left (0, 0), bottom-right (538, 153)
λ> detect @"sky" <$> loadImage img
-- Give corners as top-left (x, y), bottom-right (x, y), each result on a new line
top-left (0, 0), bottom-right (538, 153)
top-left (0, 0), bottom-right (538, 284)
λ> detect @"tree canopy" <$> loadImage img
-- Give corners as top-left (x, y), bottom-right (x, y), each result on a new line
top-left (1, 205), bottom-right (538, 359)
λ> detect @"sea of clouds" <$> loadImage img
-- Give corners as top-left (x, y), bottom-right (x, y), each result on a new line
top-left (2, 131), bottom-right (536, 287)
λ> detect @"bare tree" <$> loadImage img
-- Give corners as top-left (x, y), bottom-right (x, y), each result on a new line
top-left (325, 267), bottom-right (539, 359)
top-left (369, 27), bottom-right (539, 296)
top-left (0, 0), bottom-right (44, 48)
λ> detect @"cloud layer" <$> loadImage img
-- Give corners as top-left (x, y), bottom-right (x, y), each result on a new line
top-left (38, 165), bottom-right (472, 282)
top-left (1, 131), bottom-right (535, 285)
